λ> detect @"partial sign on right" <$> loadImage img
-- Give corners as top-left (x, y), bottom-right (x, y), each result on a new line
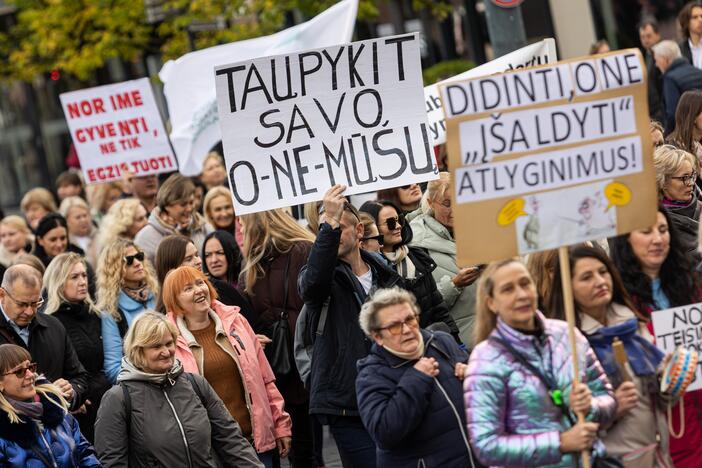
top-left (440, 49), bottom-right (658, 266)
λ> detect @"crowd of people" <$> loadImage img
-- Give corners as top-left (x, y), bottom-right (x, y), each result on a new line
top-left (8, 2), bottom-right (702, 468)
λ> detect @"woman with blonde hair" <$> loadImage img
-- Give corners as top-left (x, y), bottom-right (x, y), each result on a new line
top-left (85, 181), bottom-right (123, 225)
top-left (653, 144), bottom-right (702, 255)
top-left (200, 152), bottom-right (227, 189)
top-left (0, 343), bottom-right (99, 466)
top-left (95, 311), bottom-right (261, 467)
top-left (95, 198), bottom-right (149, 254)
top-left (59, 196), bottom-right (98, 266)
top-left (43, 252), bottom-right (108, 442)
top-left (96, 238), bottom-right (157, 384)
top-left (163, 267), bottom-right (292, 467)
top-left (240, 208), bottom-right (315, 467)
top-left (203, 186), bottom-right (243, 249)
top-left (21, 187), bottom-right (57, 231)
top-left (526, 249), bottom-right (559, 312)
top-left (0, 216), bottom-right (32, 269)
top-left (464, 258), bottom-right (616, 467)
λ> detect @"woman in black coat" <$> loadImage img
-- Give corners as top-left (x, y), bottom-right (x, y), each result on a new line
top-left (360, 201), bottom-right (459, 340)
top-left (41, 251), bottom-right (109, 442)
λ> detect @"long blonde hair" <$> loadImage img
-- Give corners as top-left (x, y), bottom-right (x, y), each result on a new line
top-left (96, 198), bottom-right (145, 250)
top-left (96, 238), bottom-right (158, 320)
top-left (0, 344), bottom-right (69, 423)
top-left (474, 258), bottom-right (522, 344)
top-left (43, 252), bottom-right (99, 315)
top-left (240, 208), bottom-right (315, 293)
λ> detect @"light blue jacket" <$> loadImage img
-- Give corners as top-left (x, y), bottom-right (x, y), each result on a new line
top-left (101, 290), bottom-right (156, 383)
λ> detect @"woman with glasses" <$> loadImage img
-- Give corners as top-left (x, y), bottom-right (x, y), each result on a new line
top-left (376, 184), bottom-right (423, 219)
top-left (359, 213), bottom-right (384, 254)
top-left (42, 252), bottom-right (109, 443)
top-left (653, 144), bottom-right (702, 256)
top-left (361, 200), bottom-right (459, 339)
top-left (356, 287), bottom-right (476, 467)
top-left (409, 172), bottom-right (480, 349)
top-left (0, 343), bottom-right (100, 467)
top-left (96, 238), bottom-right (158, 384)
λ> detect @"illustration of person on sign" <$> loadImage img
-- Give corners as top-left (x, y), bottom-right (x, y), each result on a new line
top-left (559, 191), bottom-right (615, 238)
top-left (523, 196), bottom-right (541, 250)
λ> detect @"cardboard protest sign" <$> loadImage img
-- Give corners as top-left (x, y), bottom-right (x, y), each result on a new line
top-left (440, 50), bottom-right (657, 266)
top-left (215, 33), bottom-right (438, 214)
top-left (425, 38), bottom-right (557, 146)
top-left (652, 303), bottom-right (702, 392)
top-left (60, 78), bottom-right (175, 184)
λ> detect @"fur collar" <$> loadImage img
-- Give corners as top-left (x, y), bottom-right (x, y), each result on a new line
top-left (0, 392), bottom-right (66, 448)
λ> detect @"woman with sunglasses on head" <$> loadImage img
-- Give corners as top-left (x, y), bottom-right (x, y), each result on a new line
top-left (409, 172), bottom-right (481, 349)
top-left (377, 184), bottom-right (423, 220)
top-left (0, 343), bottom-right (100, 467)
top-left (361, 200), bottom-right (460, 340)
top-left (42, 252), bottom-right (109, 443)
top-left (653, 145), bottom-right (702, 256)
top-left (97, 238), bottom-right (158, 384)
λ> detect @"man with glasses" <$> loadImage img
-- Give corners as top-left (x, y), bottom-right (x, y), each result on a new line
top-left (298, 184), bottom-right (403, 468)
top-left (0, 264), bottom-right (88, 410)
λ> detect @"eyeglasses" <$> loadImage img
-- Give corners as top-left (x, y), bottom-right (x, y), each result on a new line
top-left (3, 362), bottom-right (37, 378)
top-left (382, 216), bottom-right (405, 231)
top-left (124, 251), bottom-right (145, 266)
top-left (377, 315), bottom-right (418, 335)
top-left (3, 289), bottom-right (44, 310)
top-left (361, 234), bottom-right (384, 245)
top-left (671, 172), bottom-right (698, 186)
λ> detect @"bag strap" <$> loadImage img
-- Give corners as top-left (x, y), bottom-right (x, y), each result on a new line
top-left (490, 334), bottom-right (574, 424)
top-left (184, 372), bottom-right (206, 407)
top-left (281, 254), bottom-right (291, 317)
top-left (119, 382), bottom-right (132, 441)
top-left (315, 299), bottom-right (330, 337)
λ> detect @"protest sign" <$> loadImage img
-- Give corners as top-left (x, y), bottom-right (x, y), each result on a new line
top-left (652, 303), bottom-right (702, 392)
top-left (425, 38), bottom-right (557, 146)
top-left (159, 0), bottom-right (358, 176)
top-left (215, 33), bottom-right (438, 214)
top-left (440, 49), bottom-right (657, 266)
top-left (60, 78), bottom-right (175, 184)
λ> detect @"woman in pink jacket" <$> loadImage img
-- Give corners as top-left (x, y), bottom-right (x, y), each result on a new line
top-left (163, 266), bottom-right (292, 468)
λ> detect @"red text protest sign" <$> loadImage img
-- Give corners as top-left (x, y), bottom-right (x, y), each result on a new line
top-left (60, 78), bottom-right (176, 184)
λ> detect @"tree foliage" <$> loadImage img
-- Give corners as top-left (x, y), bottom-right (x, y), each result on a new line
top-left (0, 0), bottom-right (453, 82)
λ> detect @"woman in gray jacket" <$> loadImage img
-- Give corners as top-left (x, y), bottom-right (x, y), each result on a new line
top-left (95, 311), bottom-right (261, 468)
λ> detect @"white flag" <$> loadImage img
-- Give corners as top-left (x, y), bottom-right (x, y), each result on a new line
top-left (159, 0), bottom-right (359, 176)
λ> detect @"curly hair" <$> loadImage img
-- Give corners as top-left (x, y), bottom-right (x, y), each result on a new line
top-left (609, 207), bottom-right (699, 312)
top-left (96, 198), bottom-right (145, 251)
top-left (86, 181), bottom-right (123, 216)
top-left (43, 252), bottom-right (99, 316)
top-left (96, 238), bottom-right (158, 320)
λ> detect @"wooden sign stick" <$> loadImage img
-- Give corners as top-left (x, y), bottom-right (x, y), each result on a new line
top-left (558, 246), bottom-right (591, 468)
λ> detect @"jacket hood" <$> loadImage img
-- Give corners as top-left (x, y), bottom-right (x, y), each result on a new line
top-left (117, 356), bottom-right (184, 385)
top-left (410, 214), bottom-right (455, 256)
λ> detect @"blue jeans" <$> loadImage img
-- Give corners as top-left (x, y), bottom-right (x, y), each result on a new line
top-left (257, 450), bottom-right (275, 468)
top-left (326, 416), bottom-right (376, 468)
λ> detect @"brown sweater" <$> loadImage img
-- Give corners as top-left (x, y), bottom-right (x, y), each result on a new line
top-left (190, 321), bottom-right (252, 438)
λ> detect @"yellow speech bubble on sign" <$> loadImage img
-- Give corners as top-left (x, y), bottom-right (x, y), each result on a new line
top-left (604, 182), bottom-right (632, 211)
top-left (497, 198), bottom-right (528, 226)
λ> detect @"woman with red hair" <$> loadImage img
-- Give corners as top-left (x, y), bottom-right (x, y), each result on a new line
top-left (163, 266), bottom-right (292, 468)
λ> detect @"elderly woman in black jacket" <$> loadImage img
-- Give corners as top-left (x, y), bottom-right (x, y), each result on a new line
top-left (356, 287), bottom-right (476, 467)
top-left (95, 311), bottom-right (262, 468)
top-left (360, 200), bottom-right (459, 340)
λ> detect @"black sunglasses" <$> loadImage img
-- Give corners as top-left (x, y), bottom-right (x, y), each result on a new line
top-left (383, 216), bottom-right (405, 231)
top-left (124, 251), bottom-right (145, 266)
top-left (362, 234), bottom-right (384, 245)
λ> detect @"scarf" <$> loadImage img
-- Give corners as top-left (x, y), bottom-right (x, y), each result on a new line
top-left (5, 394), bottom-right (43, 420)
top-left (585, 318), bottom-right (664, 378)
top-left (383, 332), bottom-right (425, 360)
top-left (384, 246), bottom-right (416, 279)
top-left (661, 196), bottom-right (693, 208)
top-left (122, 282), bottom-right (152, 303)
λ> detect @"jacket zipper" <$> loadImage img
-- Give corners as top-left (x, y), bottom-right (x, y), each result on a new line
top-left (162, 388), bottom-right (193, 468)
top-left (38, 430), bottom-right (59, 468)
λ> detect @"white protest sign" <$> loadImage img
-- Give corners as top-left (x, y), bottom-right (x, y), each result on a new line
top-left (652, 303), bottom-right (702, 392)
top-left (60, 78), bottom-right (175, 184)
top-left (425, 38), bottom-right (557, 146)
top-left (215, 33), bottom-right (438, 215)
top-left (159, 0), bottom-right (358, 176)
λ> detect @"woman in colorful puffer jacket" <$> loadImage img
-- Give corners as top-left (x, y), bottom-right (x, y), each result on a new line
top-left (463, 259), bottom-right (617, 468)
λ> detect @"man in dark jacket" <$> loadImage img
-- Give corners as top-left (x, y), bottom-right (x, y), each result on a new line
top-left (639, 17), bottom-right (664, 123)
top-left (0, 264), bottom-right (88, 410)
top-left (298, 184), bottom-right (402, 468)
top-left (653, 39), bottom-right (702, 132)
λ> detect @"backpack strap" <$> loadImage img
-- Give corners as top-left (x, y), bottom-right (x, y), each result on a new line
top-left (119, 382), bottom-right (132, 441)
top-left (184, 372), bottom-right (206, 407)
top-left (315, 298), bottom-right (330, 337)
top-left (116, 308), bottom-right (129, 339)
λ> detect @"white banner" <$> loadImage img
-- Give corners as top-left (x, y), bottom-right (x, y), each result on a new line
top-left (652, 303), bottom-right (702, 393)
top-left (59, 78), bottom-right (175, 184)
top-left (159, 0), bottom-right (358, 176)
top-left (215, 33), bottom-right (438, 214)
top-left (426, 38), bottom-right (557, 146)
